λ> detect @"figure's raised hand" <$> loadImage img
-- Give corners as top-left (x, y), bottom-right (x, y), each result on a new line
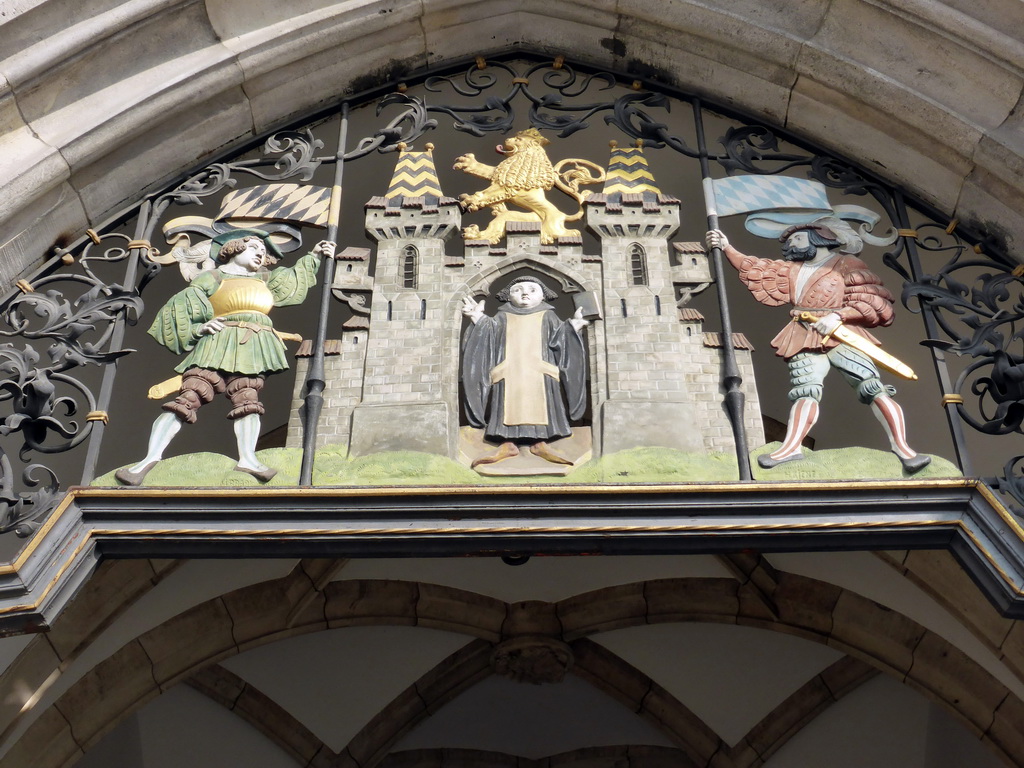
top-left (462, 296), bottom-right (485, 323)
top-left (706, 229), bottom-right (729, 251)
top-left (198, 317), bottom-right (226, 336)
top-left (569, 306), bottom-right (589, 333)
top-left (313, 240), bottom-right (336, 259)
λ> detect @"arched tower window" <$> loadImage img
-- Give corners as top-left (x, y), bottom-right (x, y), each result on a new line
top-left (629, 243), bottom-right (648, 286)
top-left (402, 245), bottom-right (418, 289)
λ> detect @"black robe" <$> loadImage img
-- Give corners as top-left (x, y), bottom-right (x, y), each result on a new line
top-left (461, 302), bottom-right (587, 441)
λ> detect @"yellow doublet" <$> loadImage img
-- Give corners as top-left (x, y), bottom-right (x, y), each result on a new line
top-left (489, 312), bottom-right (559, 425)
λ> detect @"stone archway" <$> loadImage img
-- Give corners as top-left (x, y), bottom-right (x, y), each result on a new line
top-left (3, 1), bottom-right (1021, 290)
top-left (186, 640), bottom-right (877, 768)
top-left (5, 569), bottom-right (1023, 767)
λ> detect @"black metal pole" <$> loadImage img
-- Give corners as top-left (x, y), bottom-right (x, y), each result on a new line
top-left (893, 190), bottom-right (973, 475)
top-left (692, 99), bottom-right (753, 481)
top-left (299, 103), bottom-right (348, 486)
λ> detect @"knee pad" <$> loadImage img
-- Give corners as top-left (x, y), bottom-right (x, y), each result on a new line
top-left (856, 378), bottom-right (897, 405)
top-left (162, 368), bottom-right (225, 423)
top-left (786, 353), bottom-right (826, 403)
top-left (226, 375), bottom-right (266, 419)
top-left (788, 382), bottom-right (824, 402)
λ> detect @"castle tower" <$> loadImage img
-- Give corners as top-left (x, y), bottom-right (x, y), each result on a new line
top-left (587, 141), bottom-right (763, 456)
top-left (348, 143), bottom-right (463, 457)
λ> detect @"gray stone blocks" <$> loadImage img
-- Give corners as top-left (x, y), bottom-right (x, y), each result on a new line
top-left (588, 197), bottom-right (761, 455)
top-left (348, 402), bottom-right (452, 458)
top-left (600, 400), bottom-right (705, 454)
top-left (288, 332), bottom-right (368, 451)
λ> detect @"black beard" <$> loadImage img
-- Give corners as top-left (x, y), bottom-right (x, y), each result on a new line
top-left (782, 242), bottom-right (819, 262)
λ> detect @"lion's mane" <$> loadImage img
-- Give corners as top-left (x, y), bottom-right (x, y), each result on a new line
top-left (491, 134), bottom-right (558, 192)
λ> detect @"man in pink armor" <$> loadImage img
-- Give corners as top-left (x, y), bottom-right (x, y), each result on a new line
top-left (706, 219), bottom-right (929, 472)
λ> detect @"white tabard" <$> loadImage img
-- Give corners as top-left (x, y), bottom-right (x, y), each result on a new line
top-left (489, 311), bottom-right (559, 425)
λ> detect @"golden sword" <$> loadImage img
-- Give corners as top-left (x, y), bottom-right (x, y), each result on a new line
top-left (798, 311), bottom-right (917, 380)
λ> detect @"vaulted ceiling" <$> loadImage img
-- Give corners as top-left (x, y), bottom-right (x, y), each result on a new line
top-left (0, 552), bottom-right (1019, 767)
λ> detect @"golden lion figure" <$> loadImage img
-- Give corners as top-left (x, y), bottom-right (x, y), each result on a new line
top-left (454, 128), bottom-right (605, 245)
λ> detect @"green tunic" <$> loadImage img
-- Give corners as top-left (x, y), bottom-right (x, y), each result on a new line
top-left (147, 252), bottom-right (319, 375)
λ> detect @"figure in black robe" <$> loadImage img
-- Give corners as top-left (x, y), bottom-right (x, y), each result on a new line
top-left (461, 277), bottom-right (588, 468)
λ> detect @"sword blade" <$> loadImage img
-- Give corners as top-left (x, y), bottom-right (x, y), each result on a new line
top-left (832, 325), bottom-right (917, 380)
top-left (799, 312), bottom-right (918, 380)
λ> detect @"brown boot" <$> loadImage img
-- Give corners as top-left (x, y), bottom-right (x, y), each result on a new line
top-left (472, 442), bottom-right (519, 468)
top-left (529, 441), bottom-right (573, 465)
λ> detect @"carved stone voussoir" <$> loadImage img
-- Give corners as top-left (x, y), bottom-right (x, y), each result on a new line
top-left (489, 635), bottom-right (574, 684)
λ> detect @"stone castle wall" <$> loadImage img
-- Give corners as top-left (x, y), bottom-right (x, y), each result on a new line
top-left (347, 201), bottom-right (462, 457)
top-left (288, 334), bottom-right (368, 451)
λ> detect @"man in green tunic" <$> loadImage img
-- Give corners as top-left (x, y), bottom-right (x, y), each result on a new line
top-left (116, 229), bottom-right (335, 485)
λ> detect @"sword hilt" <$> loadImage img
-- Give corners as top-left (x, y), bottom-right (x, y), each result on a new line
top-left (798, 311), bottom-right (839, 343)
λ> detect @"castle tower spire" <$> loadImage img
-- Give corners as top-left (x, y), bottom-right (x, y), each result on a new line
top-left (601, 140), bottom-right (660, 197)
top-left (384, 142), bottom-right (444, 201)
top-left (586, 140), bottom-right (764, 457)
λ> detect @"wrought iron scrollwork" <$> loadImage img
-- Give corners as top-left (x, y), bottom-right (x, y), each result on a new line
top-left (602, 92), bottom-right (698, 156)
top-left (159, 128), bottom-right (325, 210)
top-left (717, 126), bottom-right (808, 175)
top-left (903, 229), bottom-right (1024, 435)
top-left (901, 221), bottom-right (1024, 510)
top-left (418, 59), bottom-right (698, 148)
top-left (346, 92), bottom-right (438, 159)
top-left (997, 455), bottom-right (1024, 511)
top-left (0, 235), bottom-right (144, 535)
top-left (0, 455), bottom-right (58, 538)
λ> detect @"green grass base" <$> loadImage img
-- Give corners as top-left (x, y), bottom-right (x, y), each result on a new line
top-left (92, 442), bottom-right (961, 488)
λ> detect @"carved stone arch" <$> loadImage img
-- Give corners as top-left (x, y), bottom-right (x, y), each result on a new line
top-left (6, 573), bottom-right (1024, 767)
top-left (445, 252), bottom-right (594, 320)
top-left (382, 746), bottom-right (692, 768)
top-left (4, 3), bottom-right (1024, 287)
top-left (181, 636), bottom-right (874, 768)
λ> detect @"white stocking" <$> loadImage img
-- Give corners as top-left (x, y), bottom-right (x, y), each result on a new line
top-left (871, 395), bottom-right (917, 460)
top-left (128, 412), bottom-right (182, 472)
top-left (233, 413), bottom-right (269, 471)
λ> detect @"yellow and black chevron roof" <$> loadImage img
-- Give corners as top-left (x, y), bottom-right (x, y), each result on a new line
top-left (602, 142), bottom-right (661, 196)
top-left (385, 143), bottom-right (444, 200)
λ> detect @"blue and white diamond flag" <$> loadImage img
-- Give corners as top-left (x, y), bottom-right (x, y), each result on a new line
top-left (701, 173), bottom-right (896, 245)
top-left (706, 175), bottom-right (831, 218)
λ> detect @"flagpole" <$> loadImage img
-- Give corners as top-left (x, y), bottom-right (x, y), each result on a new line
top-left (693, 98), bottom-right (753, 481)
top-left (299, 103), bottom-right (348, 486)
